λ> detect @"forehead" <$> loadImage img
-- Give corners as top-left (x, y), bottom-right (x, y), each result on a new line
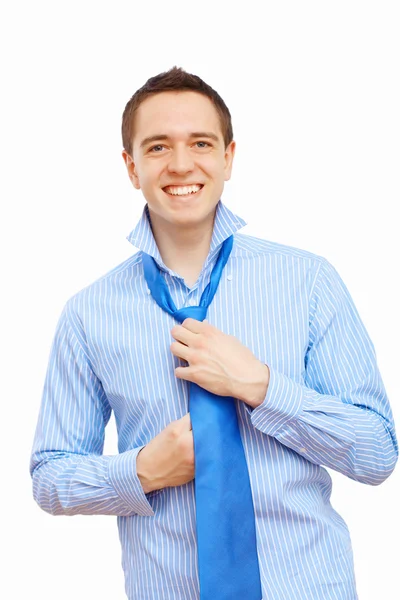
top-left (133, 91), bottom-right (223, 145)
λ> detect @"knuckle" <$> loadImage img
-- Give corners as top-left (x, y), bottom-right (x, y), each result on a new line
top-left (189, 352), bottom-right (198, 366)
top-left (193, 350), bottom-right (206, 366)
top-left (177, 435), bottom-right (193, 459)
top-left (197, 336), bottom-right (208, 350)
top-left (176, 434), bottom-right (187, 451)
top-left (183, 447), bottom-right (194, 467)
top-left (166, 421), bottom-right (180, 440)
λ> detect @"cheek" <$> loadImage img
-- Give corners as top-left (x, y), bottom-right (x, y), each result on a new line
top-left (201, 156), bottom-right (225, 177)
top-left (137, 166), bottom-right (160, 189)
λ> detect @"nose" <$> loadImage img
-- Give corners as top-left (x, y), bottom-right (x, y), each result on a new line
top-left (167, 145), bottom-right (195, 174)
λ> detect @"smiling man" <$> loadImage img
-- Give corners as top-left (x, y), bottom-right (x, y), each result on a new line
top-left (30, 67), bottom-right (398, 600)
top-left (122, 89), bottom-right (236, 287)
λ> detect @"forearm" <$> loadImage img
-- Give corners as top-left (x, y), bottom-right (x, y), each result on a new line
top-left (245, 258), bottom-right (399, 485)
top-left (31, 448), bottom-right (155, 517)
top-left (31, 302), bottom-right (156, 518)
top-left (248, 368), bottom-right (398, 485)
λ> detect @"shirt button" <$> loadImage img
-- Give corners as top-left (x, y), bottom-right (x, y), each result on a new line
top-left (147, 289), bottom-right (151, 295)
top-left (227, 274), bottom-right (233, 281)
top-left (299, 447), bottom-right (307, 453)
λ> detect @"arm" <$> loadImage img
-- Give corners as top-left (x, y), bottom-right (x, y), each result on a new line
top-left (249, 259), bottom-right (398, 485)
top-left (30, 301), bottom-right (155, 517)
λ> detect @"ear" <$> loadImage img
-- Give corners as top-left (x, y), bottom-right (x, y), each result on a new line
top-left (122, 150), bottom-right (141, 190)
top-left (223, 140), bottom-right (236, 182)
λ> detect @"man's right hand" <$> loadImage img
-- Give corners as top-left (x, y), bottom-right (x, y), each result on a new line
top-left (136, 413), bottom-right (195, 493)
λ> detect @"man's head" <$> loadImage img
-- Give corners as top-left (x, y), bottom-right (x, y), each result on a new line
top-left (121, 66), bottom-right (233, 157)
top-left (121, 66), bottom-right (236, 231)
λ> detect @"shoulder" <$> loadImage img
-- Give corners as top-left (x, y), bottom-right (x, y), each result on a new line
top-left (232, 233), bottom-right (347, 295)
top-left (233, 233), bottom-right (354, 311)
top-left (233, 232), bottom-right (326, 266)
top-left (64, 251), bottom-right (143, 316)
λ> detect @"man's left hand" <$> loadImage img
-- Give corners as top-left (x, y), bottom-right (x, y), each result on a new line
top-left (170, 318), bottom-right (270, 408)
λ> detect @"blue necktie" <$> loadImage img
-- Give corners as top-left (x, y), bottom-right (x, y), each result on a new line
top-left (141, 235), bottom-right (262, 600)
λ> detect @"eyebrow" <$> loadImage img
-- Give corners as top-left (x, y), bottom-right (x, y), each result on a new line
top-left (139, 131), bottom-right (220, 149)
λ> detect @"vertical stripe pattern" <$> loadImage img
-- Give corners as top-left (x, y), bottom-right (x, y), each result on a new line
top-left (30, 200), bottom-right (398, 600)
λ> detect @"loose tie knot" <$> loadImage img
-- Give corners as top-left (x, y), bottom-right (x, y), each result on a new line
top-left (173, 305), bottom-right (208, 324)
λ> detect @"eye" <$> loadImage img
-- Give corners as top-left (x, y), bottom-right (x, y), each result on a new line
top-left (195, 141), bottom-right (210, 148)
top-left (149, 144), bottom-right (166, 153)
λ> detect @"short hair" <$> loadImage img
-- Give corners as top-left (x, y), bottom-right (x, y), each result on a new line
top-left (121, 66), bottom-right (234, 156)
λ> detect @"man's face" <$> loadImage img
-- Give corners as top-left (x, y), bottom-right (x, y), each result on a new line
top-left (122, 91), bottom-right (235, 229)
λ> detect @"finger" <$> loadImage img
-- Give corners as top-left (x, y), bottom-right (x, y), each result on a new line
top-left (171, 326), bottom-right (192, 346)
top-left (181, 430), bottom-right (195, 452)
top-left (179, 412), bottom-right (192, 430)
top-left (171, 342), bottom-right (191, 362)
top-left (182, 317), bottom-right (204, 333)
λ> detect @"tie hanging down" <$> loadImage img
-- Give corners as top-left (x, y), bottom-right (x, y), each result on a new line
top-left (141, 235), bottom-right (262, 600)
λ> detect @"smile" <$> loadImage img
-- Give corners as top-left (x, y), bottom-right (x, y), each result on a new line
top-left (163, 184), bottom-right (204, 197)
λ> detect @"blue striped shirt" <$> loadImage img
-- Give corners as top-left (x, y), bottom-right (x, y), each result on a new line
top-left (30, 200), bottom-right (398, 600)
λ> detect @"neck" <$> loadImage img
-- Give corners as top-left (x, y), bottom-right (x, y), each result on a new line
top-left (148, 207), bottom-right (216, 286)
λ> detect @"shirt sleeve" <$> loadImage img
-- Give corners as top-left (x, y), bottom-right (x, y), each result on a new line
top-left (249, 258), bottom-right (398, 485)
top-left (30, 301), bottom-right (155, 517)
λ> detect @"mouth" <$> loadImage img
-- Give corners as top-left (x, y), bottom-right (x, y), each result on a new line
top-left (162, 183), bottom-right (204, 200)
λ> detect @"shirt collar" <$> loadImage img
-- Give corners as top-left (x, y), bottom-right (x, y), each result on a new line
top-left (126, 199), bottom-right (247, 275)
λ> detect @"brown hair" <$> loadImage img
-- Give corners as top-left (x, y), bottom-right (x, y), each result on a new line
top-left (121, 66), bottom-right (233, 156)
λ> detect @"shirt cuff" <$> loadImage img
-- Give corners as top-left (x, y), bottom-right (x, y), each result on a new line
top-left (247, 366), bottom-right (304, 437)
top-left (108, 447), bottom-right (155, 517)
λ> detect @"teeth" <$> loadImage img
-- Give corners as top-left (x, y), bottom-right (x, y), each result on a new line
top-left (164, 184), bottom-right (202, 196)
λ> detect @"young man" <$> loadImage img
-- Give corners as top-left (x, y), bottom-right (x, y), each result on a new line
top-left (30, 67), bottom-right (398, 600)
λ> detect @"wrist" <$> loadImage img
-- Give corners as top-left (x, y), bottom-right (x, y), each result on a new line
top-left (136, 448), bottom-right (161, 494)
top-left (238, 362), bottom-right (270, 409)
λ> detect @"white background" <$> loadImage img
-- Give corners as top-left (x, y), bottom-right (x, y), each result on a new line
top-left (1, 1), bottom-right (399, 598)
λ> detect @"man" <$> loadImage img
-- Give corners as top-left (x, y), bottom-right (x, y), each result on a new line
top-left (30, 66), bottom-right (398, 599)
